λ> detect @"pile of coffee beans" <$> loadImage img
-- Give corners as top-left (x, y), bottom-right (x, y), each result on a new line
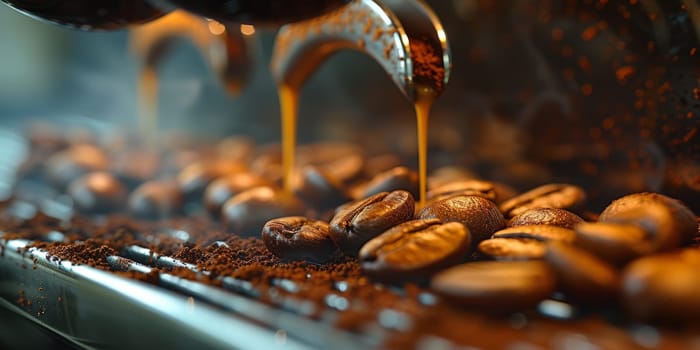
top-left (4, 124), bottom-right (700, 346)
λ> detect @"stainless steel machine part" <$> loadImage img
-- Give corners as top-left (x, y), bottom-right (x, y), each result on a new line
top-left (270, 0), bottom-right (451, 101)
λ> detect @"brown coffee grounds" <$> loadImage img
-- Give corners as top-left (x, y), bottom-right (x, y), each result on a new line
top-left (410, 39), bottom-right (445, 90)
top-left (29, 239), bottom-right (117, 269)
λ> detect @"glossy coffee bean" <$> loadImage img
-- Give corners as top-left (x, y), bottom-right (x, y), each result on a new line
top-left (204, 173), bottom-right (273, 217)
top-left (508, 208), bottom-right (583, 229)
top-left (359, 219), bottom-right (470, 284)
top-left (492, 225), bottom-right (576, 243)
top-left (545, 242), bottom-right (620, 305)
top-left (68, 172), bottom-right (126, 214)
top-left (431, 261), bottom-right (556, 313)
top-left (574, 222), bottom-right (652, 266)
top-left (329, 190), bottom-right (414, 255)
top-left (128, 180), bottom-right (183, 219)
top-left (177, 160), bottom-right (246, 201)
top-left (222, 186), bottom-right (306, 237)
top-left (45, 144), bottom-right (109, 190)
top-left (427, 180), bottom-right (497, 203)
top-left (599, 192), bottom-right (697, 247)
top-left (499, 184), bottom-right (586, 218)
top-left (418, 195), bottom-right (505, 246)
top-left (478, 238), bottom-right (547, 260)
top-left (358, 166), bottom-right (419, 199)
top-left (292, 166), bottom-right (352, 210)
top-left (622, 251), bottom-right (700, 323)
top-left (262, 216), bottom-right (337, 263)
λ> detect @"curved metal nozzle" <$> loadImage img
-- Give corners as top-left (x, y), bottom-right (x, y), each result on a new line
top-left (130, 10), bottom-right (253, 96)
top-left (270, 0), bottom-right (451, 101)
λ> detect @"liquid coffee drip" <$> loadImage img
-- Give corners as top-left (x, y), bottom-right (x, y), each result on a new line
top-left (130, 11), bottom-right (252, 144)
top-left (271, 0), bottom-right (451, 204)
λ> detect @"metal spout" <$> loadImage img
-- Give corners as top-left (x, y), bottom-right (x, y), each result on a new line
top-left (130, 10), bottom-right (253, 96)
top-left (270, 0), bottom-right (451, 101)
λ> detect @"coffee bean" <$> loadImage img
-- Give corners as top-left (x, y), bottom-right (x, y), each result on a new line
top-left (478, 238), bottom-right (547, 260)
top-left (45, 144), bottom-right (109, 190)
top-left (599, 192), bottom-right (697, 247)
top-left (262, 216), bottom-right (337, 263)
top-left (431, 261), bottom-right (556, 313)
top-left (358, 166), bottom-right (419, 199)
top-left (499, 184), bottom-right (586, 218)
top-left (329, 190), bottom-right (414, 255)
top-left (177, 160), bottom-right (246, 201)
top-left (68, 172), bottom-right (126, 214)
top-left (418, 195), bottom-right (505, 246)
top-left (492, 225), bottom-right (576, 243)
top-left (359, 219), bottom-right (470, 284)
top-left (216, 136), bottom-right (255, 163)
top-left (622, 251), bottom-right (700, 323)
top-left (204, 173), bottom-right (273, 217)
top-left (508, 208), bottom-right (583, 229)
top-left (128, 180), bottom-right (183, 219)
top-left (222, 186), bottom-right (306, 237)
top-left (427, 180), bottom-right (497, 203)
top-left (545, 242), bottom-right (620, 305)
top-left (292, 166), bottom-right (352, 210)
top-left (574, 222), bottom-right (652, 266)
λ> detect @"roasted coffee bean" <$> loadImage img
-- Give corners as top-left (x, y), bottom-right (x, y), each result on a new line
top-left (508, 208), bottom-right (583, 229)
top-left (545, 242), bottom-right (620, 305)
top-left (431, 261), bottom-right (556, 313)
top-left (418, 195), bottom-right (505, 246)
top-left (329, 190), bottom-right (414, 255)
top-left (68, 172), bottom-right (126, 214)
top-left (292, 166), bottom-right (352, 210)
top-left (358, 166), bottom-right (419, 199)
top-left (262, 216), bottom-right (337, 263)
top-left (492, 225), bottom-right (576, 243)
top-left (128, 180), bottom-right (183, 219)
top-left (222, 186), bottom-right (306, 237)
top-left (204, 173), bottom-right (273, 217)
top-left (177, 160), bottom-right (246, 201)
top-left (359, 219), bottom-right (470, 284)
top-left (574, 222), bottom-right (652, 266)
top-left (599, 192), bottom-right (697, 247)
top-left (45, 144), bottom-right (109, 190)
top-left (478, 238), bottom-right (547, 260)
top-left (622, 250), bottom-right (700, 323)
top-left (499, 184), bottom-right (586, 218)
top-left (427, 180), bottom-right (497, 203)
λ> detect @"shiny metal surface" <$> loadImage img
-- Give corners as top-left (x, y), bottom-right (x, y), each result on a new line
top-left (270, 0), bottom-right (451, 101)
top-left (0, 235), bottom-right (377, 349)
top-left (130, 10), bottom-right (253, 96)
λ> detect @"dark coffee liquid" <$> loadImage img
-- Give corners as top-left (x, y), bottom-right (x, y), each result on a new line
top-left (3, 0), bottom-right (165, 30)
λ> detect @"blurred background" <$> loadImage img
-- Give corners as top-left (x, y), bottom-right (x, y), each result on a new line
top-left (0, 0), bottom-right (698, 211)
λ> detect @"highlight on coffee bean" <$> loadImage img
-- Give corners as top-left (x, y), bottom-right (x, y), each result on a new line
top-left (1, 0), bottom-right (699, 348)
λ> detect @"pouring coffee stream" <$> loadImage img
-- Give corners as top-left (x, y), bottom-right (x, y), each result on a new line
top-left (270, 0), bottom-right (451, 206)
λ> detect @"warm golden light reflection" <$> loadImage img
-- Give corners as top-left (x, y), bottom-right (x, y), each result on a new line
top-left (240, 24), bottom-right (256, 36)
top-left (207, 20), bottom-right (226, 35)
